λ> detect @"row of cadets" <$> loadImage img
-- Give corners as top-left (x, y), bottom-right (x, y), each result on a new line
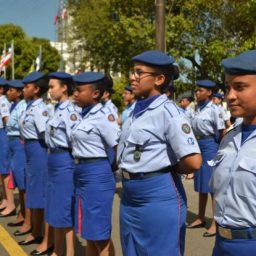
top-left (17, 72), bottom-right (53, 255)
top-left (187, 80), bottom-right (225, 238)
top-left (5, 80), bottom-right (27, 226)
top-left (45, 72), bottom-right (80, 256)
top-left (0, 78), bottom-right (13, 217)
top-left (117, 50), bottom-right (202, 256)
top-left (210, 49), bottom-right (256, 256)
top-left (179, 95), bottom-right (195, 124)
top-left (71, 72), bottom-right (120, 255)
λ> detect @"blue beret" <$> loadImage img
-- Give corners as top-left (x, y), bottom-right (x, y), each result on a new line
top-left (22, 71), bottom-right (45, 84)
top-left (73, 72), bottom-right (105, 85)
top-left (0, 77), bottom-right (8, 86)
top-left (196, 80), bottom-right (216, 88)
top-left (48, 72), bottom-right (72, 80)
top-left (8, 80), bottom-right (24, 89)
top-left (213, 93), bottom-right (224, 99)
top-left (222, 50), bottom-right (256, 75)
top-left (132, 50), bottom-right (175, 66)
top-left (124, 85), bottom-right (133, 92)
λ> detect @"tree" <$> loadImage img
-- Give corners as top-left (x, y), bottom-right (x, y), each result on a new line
top-left (0, 24), bottom-right (61, 79)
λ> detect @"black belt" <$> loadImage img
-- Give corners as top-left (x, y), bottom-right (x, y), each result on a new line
top-left (122, 167), bottom-right (171, 180)
top-left (74, 157), bottom-right (107, 164)
top-left (24, 139), bottom-right (39, 143)
top-left (8, 135), bottom-right (20, 140)
top-left (48, 147), bottom-right (71, 154)
top-left (195, 135), bottom-right (215, 140)
top-left (218, 225), bottom-right (256, 240)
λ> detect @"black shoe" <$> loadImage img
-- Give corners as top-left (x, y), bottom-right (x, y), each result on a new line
top-left (7, 220), bottom-right (24, 227)
top-left (186, 221), bottom-right (206, 229)
top-left (18, 236), bottom-right (43, 246)
top-left (14, 228), bottom-right (32, 236)
top-left (203, 231), bottom-right (216, 237)
top-left (30, 246), bottom-right (54, 255)
top-left (0, 209), bottom-right (16, 217)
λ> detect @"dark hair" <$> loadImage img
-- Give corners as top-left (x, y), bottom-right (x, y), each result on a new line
top-left (91, 79), bottom-right (106, 101)
top-left (0, 85), bottom-right (9, 94)
top-left (103, 74), bottom-right (115, 95)
top-left (59, 79), bottom-right (74, 96)
top-left (152, 64), bottom-right (179, 93)
top-left (34, 76), bottom-right (49, 96)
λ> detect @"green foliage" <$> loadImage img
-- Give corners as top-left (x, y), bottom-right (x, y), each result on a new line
top-left (0, 24), bottom-right (61, 79)
top-left (68, 0), bottom-right (256, 96)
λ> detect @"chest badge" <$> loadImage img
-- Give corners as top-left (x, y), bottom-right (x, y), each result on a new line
top-left (134, 145), bottom-right (142, 161)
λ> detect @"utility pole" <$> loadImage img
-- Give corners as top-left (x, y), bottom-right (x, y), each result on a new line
top-left (155, 0), bottom-right (166, 52)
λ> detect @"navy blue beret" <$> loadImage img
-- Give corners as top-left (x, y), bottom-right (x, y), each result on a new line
top-left (0, 77), bottom-right (8, 86)
top-left (213, 92), bottom-right (224, 99)
top-left (73, 72), bottom-right (105, 85)
top-left (222, 50), bottom-right (256, 75)
top-left (180, 95), bottom-right (193, 101)
top-left (48, 72), bottom-right (72, 80)
top-left (196, 80), bottom-right (216, 88)
top-left (22, 71), bottom-right (45, 84)
top-left (8, 80), bottom-right (24, 89)
top-left (124, 85), bottom-right (133, 92)
top-left (132, 50), bottom-right (175, 66)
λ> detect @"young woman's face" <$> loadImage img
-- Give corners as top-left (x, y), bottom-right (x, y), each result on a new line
top-left (73, 84), bottom-right (99, 107)
top-left (194, 87), bottom-right (212, 102)
top-left (129, 63), bottom-right (164, 98)
top-left (48, 79), bottom-right (67, 102)
top-left (7, 88), bottom-right (22, 102)
top-left (225, 74), bottom-right (256, 124)
top-left (23, 83), bottom-right (39, 100)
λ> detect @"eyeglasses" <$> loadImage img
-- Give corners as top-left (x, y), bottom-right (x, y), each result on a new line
top-left (129, 70), bottom-right (158, 80)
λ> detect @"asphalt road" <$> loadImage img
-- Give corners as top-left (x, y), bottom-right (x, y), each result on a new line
top-left (0, 179), bottom-right (215, 256)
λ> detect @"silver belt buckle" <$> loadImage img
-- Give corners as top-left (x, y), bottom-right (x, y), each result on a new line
top-left (122, 171), bottom-right (130, 180)
top-left (219, 226), bottom-right (232, 239)
top-left (196, 135), bottom-right (200, 140)
top-left (74, 158), bottom-right (79, 164)
top-left (47, 148), bottom-right (51, 154)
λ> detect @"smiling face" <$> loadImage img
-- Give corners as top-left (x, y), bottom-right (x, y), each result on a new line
top-left (129, 63), bottom-right (165, 98)
top-left (225, 74), bottom-right (256, 125)
top-left (73, 84), bottom-right (100, 107)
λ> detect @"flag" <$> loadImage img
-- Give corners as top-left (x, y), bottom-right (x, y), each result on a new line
top-left (0, 46), bottom-right (12, 71)
top-left (35, 47), bottom-right (42, 71)
top-left (28, 61), bottom-right (35, 73)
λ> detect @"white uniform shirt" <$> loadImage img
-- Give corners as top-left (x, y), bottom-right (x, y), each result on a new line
top-left (210, 124), bottom-right (256, 227)
top-left (0, 95), bottom-right (10, 128)
top-left (117, 94), bottom-right (200, 173)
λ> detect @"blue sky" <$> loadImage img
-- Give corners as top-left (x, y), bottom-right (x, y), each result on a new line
top-left (0, 0), bottom-right (60, 41)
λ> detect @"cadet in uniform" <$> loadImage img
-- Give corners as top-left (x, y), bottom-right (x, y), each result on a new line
top-left (0, 77), bottom-right (15, 217)
top-left (6, 80), bottom-right (27, 226)
top-left (210, 50), bottom-right (256, 255)
top-left (45, 72), bottom-right (79, 256)
top-left (212, 92), bottom-right (231, 129)
top-left (121, 85), bottom-right (135, 125)
top-left (179, 95), bottom-right (194, 124)
top-left (18, 72), bottom-right (53, 256)
top-left (117, 50), bottom-right (202, 256)
top-left (187, 80), bottom-right (225, 237)
top-left (71, 72), bottom-right (120, 256)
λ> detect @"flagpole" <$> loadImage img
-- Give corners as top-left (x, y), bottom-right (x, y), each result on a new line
top-left (11, 40), bottom-right (14, 79)
top-left (3, 43), bottom-right (6, 79)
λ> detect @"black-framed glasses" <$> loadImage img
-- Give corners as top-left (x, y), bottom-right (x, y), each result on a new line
top-left (129, 70), bottom-right (159, 80)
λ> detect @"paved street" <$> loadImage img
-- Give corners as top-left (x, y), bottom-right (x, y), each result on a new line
top-left (0, 179), bottom-right (215, 256)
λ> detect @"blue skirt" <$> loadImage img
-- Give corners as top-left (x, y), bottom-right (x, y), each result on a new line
top-left (0, 128), bottom-right (9, 174)
top-left (213, 229), bottom-right (256, 256)
top-left (8, 137), bottom-right (26, 190)
top-left (45, 151), bottom-right (75, 228)
top-left (120, 172), bottom-right (185, 256)
top-left (24, 140), bottom-right (48, 209)
top-left (74, 159), bottom-right (115, 240)
top-left (194, 138), bottom-right (218, 193)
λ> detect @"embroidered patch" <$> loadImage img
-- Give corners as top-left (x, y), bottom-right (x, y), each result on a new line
top-left (182, 123), bottom-right (191, 134)
top-left (70, 113), bottom-right (77, 121)
top-left (42, 111), bottom-right (48, 116)
top-left (187, 137), bottom-right (195, 145)
top-left (108, 114), bottom-right (115, 122)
